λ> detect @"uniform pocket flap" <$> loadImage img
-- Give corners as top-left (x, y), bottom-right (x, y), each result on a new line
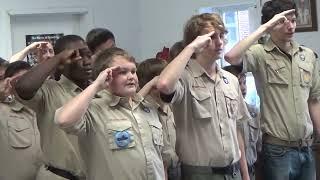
top-left (148, 120), bottom-right (162, 129)
top-left (107, 120), bottom-right (135, 150)
top-left (298, 62), bottom-right (312, 72)
top-left (8, 119), bottom-right (32, 148)
top-left (266, 59), bottom-right (286, 71)
top-left (190, 89), bottom-right (211, 101)
top-left (8, 119), bottom-right (30, 132)
top-left (107, 120), bottom-right (132, 132)
top-left (223, 89), bottom-right (237, 100)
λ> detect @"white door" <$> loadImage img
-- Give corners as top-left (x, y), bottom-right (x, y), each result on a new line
top-left (10, 14), bottom-right (80, 56)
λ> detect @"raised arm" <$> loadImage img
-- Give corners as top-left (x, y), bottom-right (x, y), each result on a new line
top-left (10, 42), bottom-right (48, 63)
top-left (55, 66), bottom-right (119, 127)
top-left (157, 31), bottom-right (214, 94)
top-left (15, 49), bottom-right (78, 100)
top-left (224, 9), bottom-right (295, 65)
top-left (138, 76), bottom-right (159, 97)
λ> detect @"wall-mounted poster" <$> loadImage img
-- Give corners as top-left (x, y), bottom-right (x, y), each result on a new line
top-left (25, 33), bottom-right (63, 66)
top-left (293, 0), bottom-right (318, 32)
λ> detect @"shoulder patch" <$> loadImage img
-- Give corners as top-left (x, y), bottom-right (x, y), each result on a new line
top-left (300, 45), bottom-right (318, 58)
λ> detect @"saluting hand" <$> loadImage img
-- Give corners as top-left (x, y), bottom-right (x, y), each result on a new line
top-left (93, 66), bottom-right (121, 91)
top-left (52, 48), bottom-right (82, 70)
top-left (26, 41), bottom-right (49, 53)
top-left (187, 31), bottom-right (215, 54)
top-left (264, 9), bottom-right (296, 31)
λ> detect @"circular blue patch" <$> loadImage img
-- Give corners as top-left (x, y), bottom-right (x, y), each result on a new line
top-left (114, 131), bottom-right (131, 148)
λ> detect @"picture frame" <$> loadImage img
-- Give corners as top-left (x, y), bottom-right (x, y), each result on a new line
top-left (293, 0), bottom-right (318, 32)
top-left (25, 33), bottom-right (63, 66)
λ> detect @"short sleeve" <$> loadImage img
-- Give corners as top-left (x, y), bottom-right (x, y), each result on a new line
top-left (55, 107), bottom-right (93, 136)
top-left (242, 46), bottom-right (260, 73)
top-left (309, 57), bottom-right (320, 100)
top-left (15, 84), bottom-right (46, 114)
top-left (236, 86), bottom-right (251, 124)
top-left (160, 79), bottom-right (185, 105)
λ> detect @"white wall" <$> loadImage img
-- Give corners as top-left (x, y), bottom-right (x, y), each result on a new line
top-left (138, 0), bottom-right (256, 61)
top-left (138, 0), bottom-right (320, 60)
top-left (92, 0), bottom-right (140, 59)
top-left (0, 0), bottom-right (140, 59)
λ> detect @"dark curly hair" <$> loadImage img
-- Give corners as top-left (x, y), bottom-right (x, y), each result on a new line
top-left (261, 0), bottom-right (298, 24)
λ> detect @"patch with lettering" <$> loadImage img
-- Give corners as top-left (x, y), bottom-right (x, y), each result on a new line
top-left (114, 131), bottom-right (132, 148)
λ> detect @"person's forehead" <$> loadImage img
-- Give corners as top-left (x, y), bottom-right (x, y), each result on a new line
top-left (99, 39), bottom-right (115, 48)
top-left (47, 43), bottom-right (53, 49)
top-left (111, 56), bottom-right (136, 68)
top-left (286, 14), bottom-right (296, 19)
top-left (200, 26), bottom-right (222, 35)
top-left (67, 40), bottom-right (87, 49)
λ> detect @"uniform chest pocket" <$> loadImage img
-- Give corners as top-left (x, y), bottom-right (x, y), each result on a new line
top-left (8, 118), bottom-right (32, 148)
top-left (265, 59), bottom-right (289, 85)
top-left (248, 120), bottom-right (260, 143)
top-left (107, 120), bottom-right (136, 150)
top-left (224, 91), bottom-right (238, 120)
top-left (298, 62), bottom-right (313, 87)
top-left (149, 120), bottom-right (164, 146)
top-left (190, 88), bottom-right (212, 120)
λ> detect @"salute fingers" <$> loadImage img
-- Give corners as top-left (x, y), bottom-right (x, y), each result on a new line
top-left (56, 49), bottom-right (82, 70)
top-left (190, 31), bottom-right (214, 53)
top-left (95, 66), bottom-right (121, 90)
top-left (279, 9), bottom-right (296, 17)
top-left (266, 9), bottom-right (295, 30)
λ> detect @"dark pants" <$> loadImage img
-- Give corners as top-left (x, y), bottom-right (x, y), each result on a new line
top-left (262, 143), bottom-right (315, 180)
top-left (248, 164), bottom-right (255, 180)
top-left (312, 144), bottom-right (320, 180)
top-left (168, 163), bottom-right (181, 180)
top-left (181, 163), bottom-right (241, 180)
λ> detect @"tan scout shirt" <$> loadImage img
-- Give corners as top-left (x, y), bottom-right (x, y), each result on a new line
top-left (240, 103), bottom-right (261, 166)
top-left (243, 39), bottom-right (320, 141)
top-left (166, 60), bottom-right (250, 167)
top-left (18, 75), bottom-right (86, 177)
top-left (0, 99), bottom-right (43, 180)
top-left (58, 91), bottom-right (166, 180)
top-left (145, 95), bottom-right (179, 168)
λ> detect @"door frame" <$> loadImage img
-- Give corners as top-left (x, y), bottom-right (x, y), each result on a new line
top-left (1, 7), bottom-right (93, 59)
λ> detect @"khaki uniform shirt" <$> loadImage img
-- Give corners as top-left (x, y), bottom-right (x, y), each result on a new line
top-left (58, 91), bottom-right (166, 180)
top-left (18, 75), bottom-right (86, 177)
top-left (145, 95), bottom-right (179, 168)
top-left (239, 103), bottom-right (261, 166)
top-left (243, 39), bottom-right (320, 141)
top-left (0, 99), bottom-right (43, 180)
top-left (165, 60), bottom-right (250, 167)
